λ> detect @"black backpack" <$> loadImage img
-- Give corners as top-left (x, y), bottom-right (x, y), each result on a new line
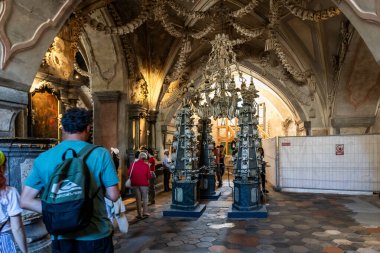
top-left (41, 144), bottom-right (99, 235)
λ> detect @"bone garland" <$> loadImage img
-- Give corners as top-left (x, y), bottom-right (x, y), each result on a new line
top-left (85, 10), bottom-right (148, 35)
top-left (282, 0), bottom-right (340, 21)
top-left (272, 34), bottom-right (308, 83)
top-left (231, 37), bottom-right (250, 46)
top-left (231, 22), bottom-right (265, 39)
top-left (190, 25), bottom-right (215, 39)
top-left (166, 0), bottom-right (210, 20)
top-left (155, 4), bottom-right (184, 38)
top-left (167, 38), bottom-right (191, 83)
top-left (229, 0), bottom-right (259, 18)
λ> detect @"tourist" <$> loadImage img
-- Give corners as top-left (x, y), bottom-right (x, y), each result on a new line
top-left (127, 152), bottom-right (151, 219)
top-left (21, 108), bottom-right (119, 253)
top-left (147, 148), bottom-right (156, 204)
top-left (163, 150), bottom-right (172, 192)
top-left (257, 147), bottom-right (268, 193)
top-left (219, 144), bottom-right (226, 186)
top-left (0, 150), bottom-right (28, 253)
top-left (212, 143), bottom-right (222, 187)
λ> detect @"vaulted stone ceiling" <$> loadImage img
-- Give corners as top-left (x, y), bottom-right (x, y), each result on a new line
top-left (80, 0), bottom-right (347, 127)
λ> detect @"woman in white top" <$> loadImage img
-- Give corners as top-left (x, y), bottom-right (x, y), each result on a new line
top-left (0, 150), bottom-right (28, 253)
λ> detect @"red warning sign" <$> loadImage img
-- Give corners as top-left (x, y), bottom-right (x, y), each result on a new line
top-left (336, 144), bottom-right (344, 155)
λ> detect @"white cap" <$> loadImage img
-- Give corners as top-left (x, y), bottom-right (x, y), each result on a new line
top-left (110, 147), bottom-right (120, 155)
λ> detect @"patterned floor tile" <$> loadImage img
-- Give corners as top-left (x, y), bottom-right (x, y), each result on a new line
top-left (115, 184), bottom-right (380, 253)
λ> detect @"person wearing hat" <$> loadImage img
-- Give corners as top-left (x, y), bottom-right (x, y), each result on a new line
top-left (0, 150), bottom-right (28, 253)
top-left (110, 147), bottom-right (120, 172)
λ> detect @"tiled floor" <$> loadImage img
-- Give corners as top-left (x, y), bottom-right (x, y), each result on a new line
top-left (114, 183), bottom-right (380, 253)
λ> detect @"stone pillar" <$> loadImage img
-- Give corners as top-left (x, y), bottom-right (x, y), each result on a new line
top-left (93, 91), bottom-right (120, 148)
top-left (304, 121), bottom-right (311, 136)
top-left (147, 110), bottom-right (159, 149)
top-left (0, 79), bottom-right (29, 137)
top-left (228, 97), bottom-right (268, 218)
top-left (163, 104), bottom-right (206, 217)
top-left (127, 104), bottom-right (148, 150)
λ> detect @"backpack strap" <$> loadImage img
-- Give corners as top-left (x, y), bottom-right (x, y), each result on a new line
top-left (62, 148), bottom-right (78, 160)
top-left (78, 144), bottom-right (100, 161)
top-left (78, 144), bottom-right (105, 199)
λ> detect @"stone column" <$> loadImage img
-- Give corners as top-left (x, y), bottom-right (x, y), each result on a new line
top-left (93, 91), bottom-right (120, 148)
top-left (147, 110), bottom-right (159, 149)
top-left (197, 118), bottom-right (220, 200)
top-left (127, 104), bottom-right (148, 150)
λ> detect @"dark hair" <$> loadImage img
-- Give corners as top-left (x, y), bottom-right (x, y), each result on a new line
top-left (147, 148), bottom-right (154, 156)
top-left (61, 108), bottom-right (92, 134)
top-left (257, 147), bottom-right (264, 156)
top-left (135, 151), bottom-right (140, 159)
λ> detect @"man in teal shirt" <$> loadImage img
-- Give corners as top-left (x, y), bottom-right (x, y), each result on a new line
top-left (21, 108), bottom-right (120, 253)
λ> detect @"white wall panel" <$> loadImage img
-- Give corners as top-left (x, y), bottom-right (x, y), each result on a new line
top-left (277, 135), bottom-right (380, 193)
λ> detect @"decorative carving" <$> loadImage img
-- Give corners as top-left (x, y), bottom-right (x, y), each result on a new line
top-left (332, 21), bottom-right (354, 82)
top-left (282, 117), bottom-right (293, 136)
top-left (0, 0), bottom-right (78, 69)
top-left (43, 37), bottom-right (75, 79)
top-left (31, 81), bottom-right (61, 100)
top-left (130, 74), bottom-right (149, 105)
top-left (74, 62), bottom-right (91, 77)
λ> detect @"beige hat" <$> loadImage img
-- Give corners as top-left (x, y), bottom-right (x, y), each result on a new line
top-left (110, 147), bottom-right (120, 155)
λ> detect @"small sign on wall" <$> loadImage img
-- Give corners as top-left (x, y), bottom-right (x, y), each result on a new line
top-left (336, 144), bottom-right (344, 155)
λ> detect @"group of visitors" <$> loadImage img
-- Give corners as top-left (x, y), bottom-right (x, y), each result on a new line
top-left (212, 141), bottom-right (268, 194)
top-left (126, 147), bottom-right (172, 219)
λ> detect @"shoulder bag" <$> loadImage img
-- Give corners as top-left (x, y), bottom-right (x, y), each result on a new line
top-left (125, 162), bottom-right (136, 188)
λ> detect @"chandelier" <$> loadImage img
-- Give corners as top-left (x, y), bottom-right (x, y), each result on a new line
top-left (192, 33), bottom-right (259, 119)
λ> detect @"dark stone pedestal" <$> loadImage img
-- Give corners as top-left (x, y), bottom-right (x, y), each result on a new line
top-left (163, 204), bottom-right (206, 218)
top-left (228, 205), bottom-right (268, 219)
top-left (163, 180), bottom-right (206, 217)
top-left (228, 179), bottom-right (268, 218)
top-left (232, 179), bottom-right (260, 211)
top-left (199, 173), bottom-right (220, 200)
